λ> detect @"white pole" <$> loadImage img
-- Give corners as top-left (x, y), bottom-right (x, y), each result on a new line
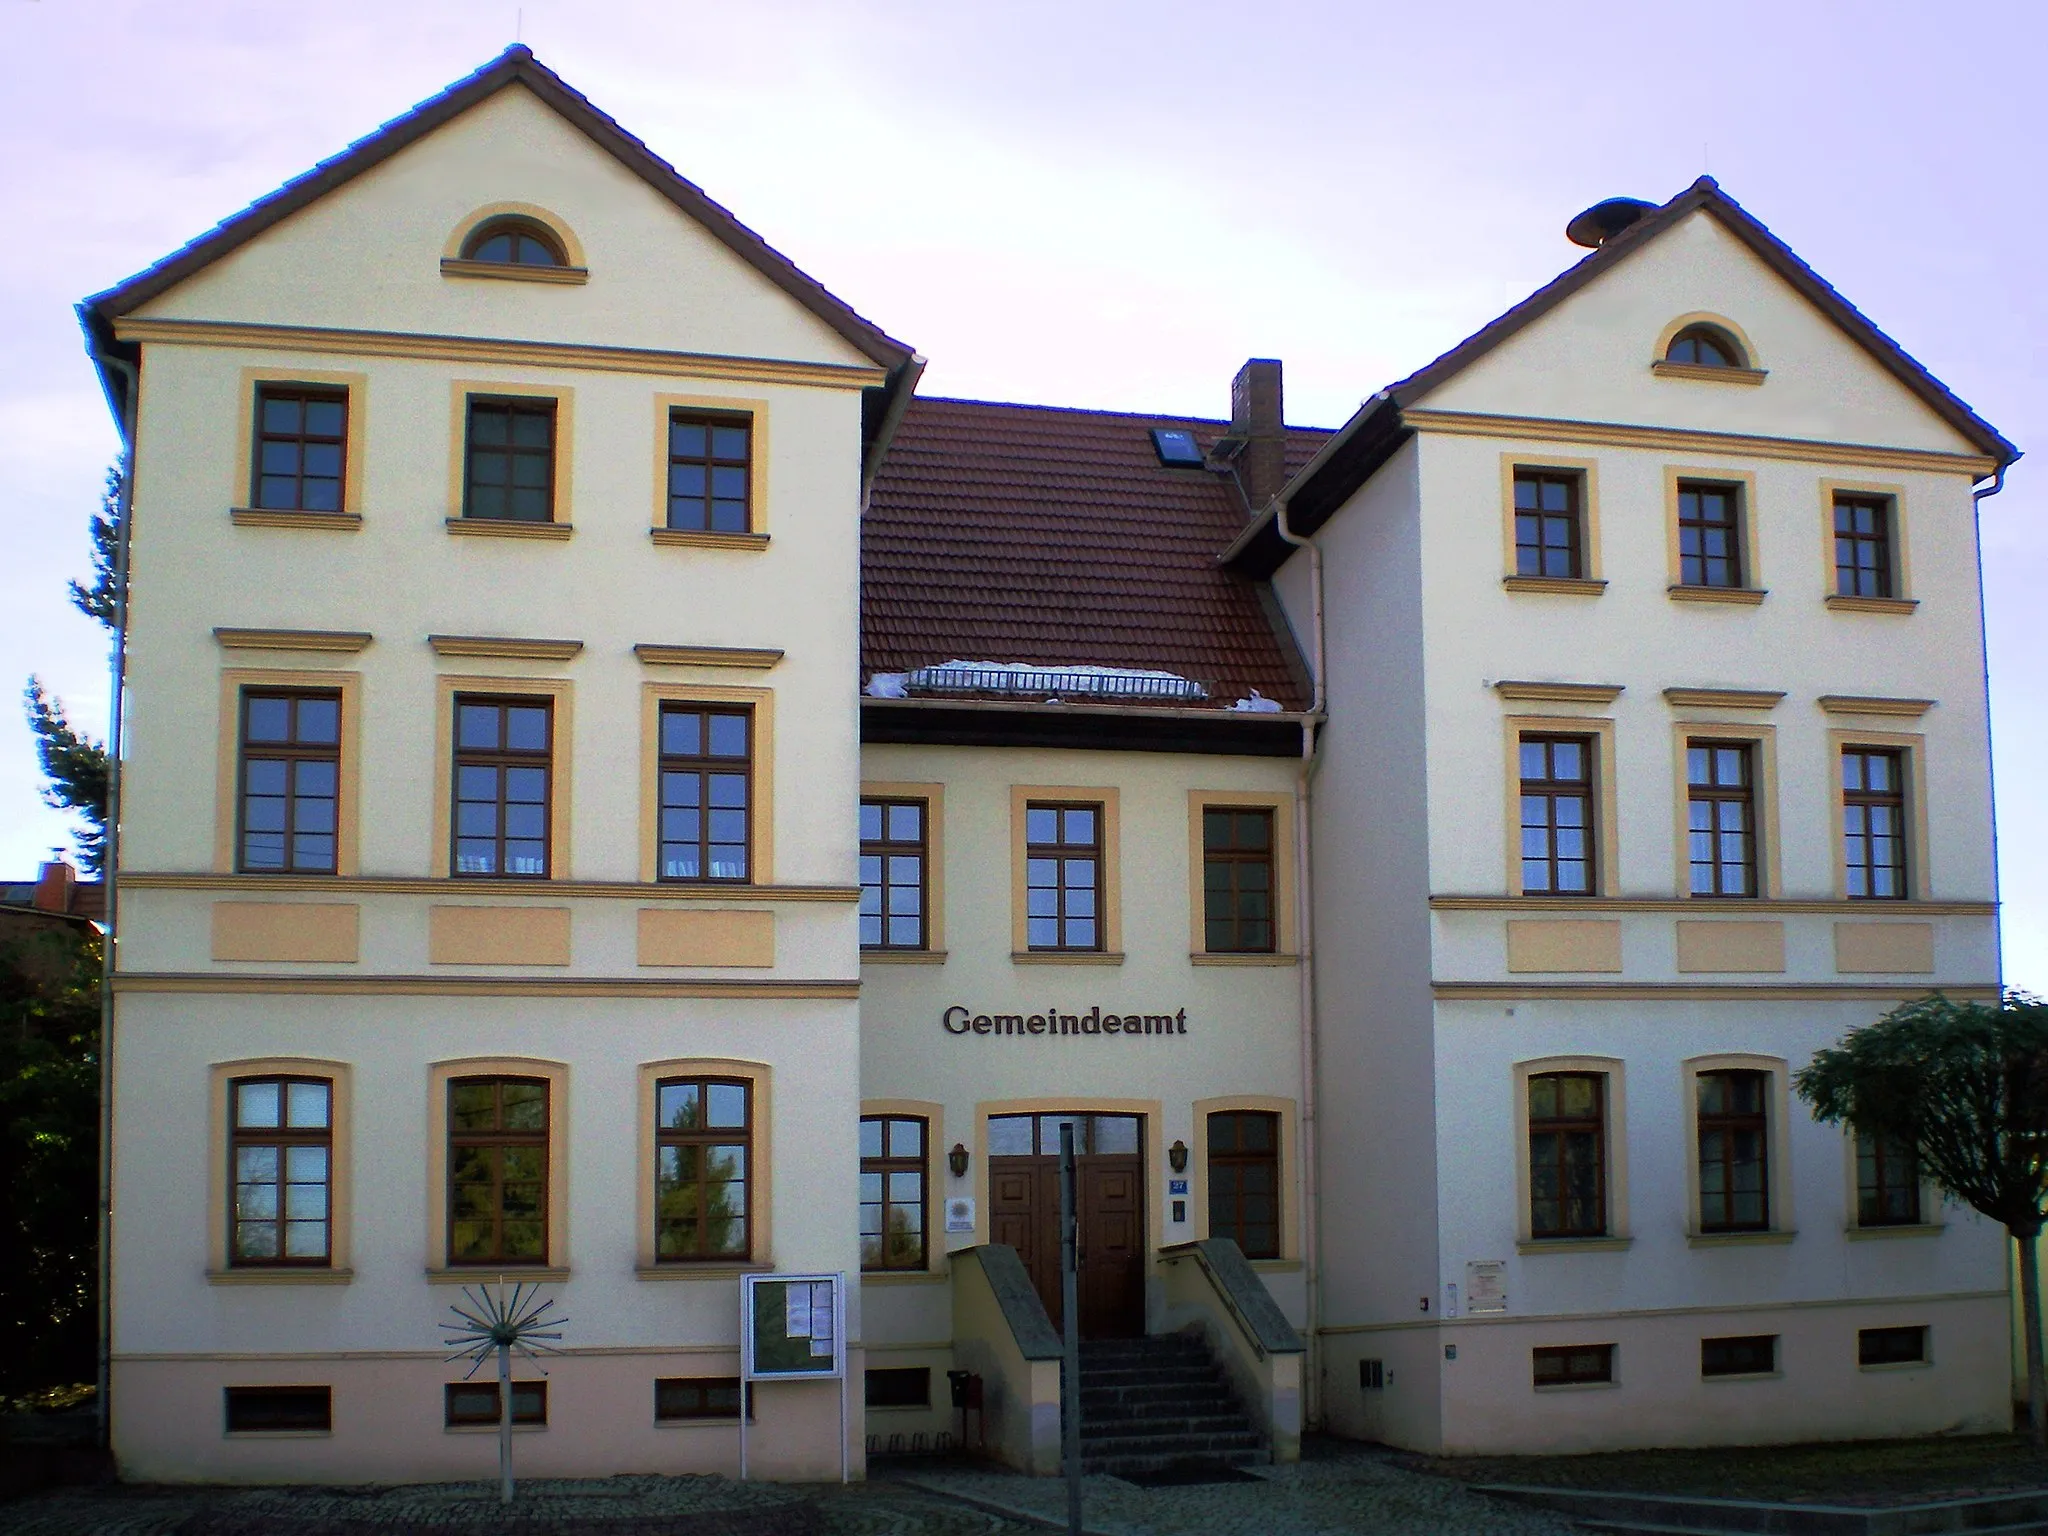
top-left (497, 1344), bottom-right (513, 1504)
top-left (738, 1277), bottom-right (749, 1483)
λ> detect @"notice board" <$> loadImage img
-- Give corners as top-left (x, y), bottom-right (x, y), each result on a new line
top-left (741, 1273), bottom-right (844, 1381)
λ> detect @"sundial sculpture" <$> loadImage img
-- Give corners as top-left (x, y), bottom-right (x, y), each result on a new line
top-left (441, 1279), bottom-right (567, 1504)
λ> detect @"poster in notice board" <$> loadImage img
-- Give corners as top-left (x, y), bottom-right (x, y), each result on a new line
top-left (741, 1273), bottom-right (844, 1381)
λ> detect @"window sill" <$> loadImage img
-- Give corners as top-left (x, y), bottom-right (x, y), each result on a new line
top-left (230, 507), bottom-right (363, 531)
top-left (440, 257), bottom-right (590, 285)
top-left (224, 1429), bottom-right (333, 1439)
top-left (1190, 952), bottom-right (1300, 967)
top-left (208, 1267), bottom-right (354, 1285)
top-left (1502, 576), bottom-right (1608, 597)
top-left (1533, 1379), bottom-right (1620, 1393)
top-left (1650, 360), bottom-right (1768, 386)
top-left (1846, 1222), bottom-right (1944, 1241)
top-left (864, 949), bottom-right (949, 965)
top-left (1825, 594), bottom-right (1919, 616)
top-left (657, 1416), bottom-right (750, 1428)
top-left (1517, 1236), bottom-right (1633, 1255)
top-left (447, 1423), bottom-right (548, 1434)
top-left (1860, 1359), bottom-right (1932, 1373)
top-left (1703, 1370), bottom-right (1783, 1383)
top-left (650, 528), bottom-right (771, 551)
top-left (446, 518), bottom-right (573, 541)
top-left (427, 1267), bottom-right (569, 1283)
top-left (1669, 585), bottom-right (1766, 606)
top-left (1012, 951), bottom-right (1126, 966)
top-left (861, 1270), bottom-right (948, 1285)
top-left (1687, 1230), bottom-right (1795, 1248)
top-left (635, 1263), bottom-right (770, 1281)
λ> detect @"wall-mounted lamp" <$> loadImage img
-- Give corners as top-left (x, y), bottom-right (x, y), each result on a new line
top-left (948, 1142), bottom-right (970, 1178)
top-left (1168, 1140), bottom-right (1189, 1173)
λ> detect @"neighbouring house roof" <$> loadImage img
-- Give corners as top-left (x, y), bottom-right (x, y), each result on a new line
top-left (1226, 176), bottom-right (2019, 578)
top-left (0, 880), bottom-right (104, 925)
top-left (76, 45), bottom-right (918, 464)
top-left (862, 396), bottom-right (1328, 715)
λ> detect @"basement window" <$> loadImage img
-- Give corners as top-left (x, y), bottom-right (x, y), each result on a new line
top-left (865, 1367), bottom-right (931, 1409)
top-left (1151, 428), bottom-right (1206, 466)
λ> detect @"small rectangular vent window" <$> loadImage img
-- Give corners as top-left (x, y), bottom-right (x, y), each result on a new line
top-left (1359, 1358), bottom-right (1385, 1390)
top-left (1151, 428), bottom-right (1206, 466)
top-left (1701, 1333), bottom-right (1777, 1377)
top-left (865, 1366), bottom-right (931, 1408)
top-left (224, 1385), bottom-right (331, 1433)
top-left (1859, 1325), bottom-right (1927, 1367)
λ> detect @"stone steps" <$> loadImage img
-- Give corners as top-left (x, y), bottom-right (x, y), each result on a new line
top-left (1074, 1333), bottom-right (1266, 1478)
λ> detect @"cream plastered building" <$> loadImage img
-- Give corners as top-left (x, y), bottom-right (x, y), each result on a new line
top-left (80, 48), bottom-right (2018, 1484)
top-left (1230, 183), bottom-right (2017, 1452)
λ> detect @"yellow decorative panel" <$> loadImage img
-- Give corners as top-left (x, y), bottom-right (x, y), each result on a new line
top-left (1675, 920), bottom-right (1785, 974)
top-left (1506, 920), bottom-right (1623, 973)
top-left (210, 902), bottom-right (360, 963)
top-left (636, 909), bottom-right (775, 968)
top-left (428, 906), bottom-right (571, 966)
top-left (1834, 922), bottom-right (1935, 974)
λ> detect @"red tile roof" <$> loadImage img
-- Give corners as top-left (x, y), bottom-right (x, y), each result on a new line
top-left (863, 398), bottom-right (1329, 711)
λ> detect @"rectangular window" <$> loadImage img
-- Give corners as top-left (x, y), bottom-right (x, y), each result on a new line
top-left (1528, 1073), bottom-right (1605, 1239)
top-left (1513, 470), bottom-right (1584, 579)
top-left (655, 1077), bottom-right (751, 1261)
top-left (1859, 1325), bottom-right (1927, 1367)
top-left (1687, 741), bottom-right (1758, 897)
top-left (658, 705), bottom-right (751, 882)
top-left (860, 1115), bottom-right (927, 1271)
top-left (1834, 494), bottom-right (1894, 598)
top-left (1532, 1344), bottom-right (1613, 1387)
top-left (445, 1380), bottom-right (546, 1426)
top-left (1025, 802), bottom-right (1102, 950)
top-left (230, 1076), bottom-right (334, 1265)
top-left (1697, 1070), bottom-right (1769, 1232)
top-left (238, 689), bottom-right (341, 874)
top-left (860, 799), bottom-right (927, 948)
top-left (1519, 735), bottom-right (1595, 895)
top-left (1843, 748), bottom-right (1908, 899)
top-left (453, 696), bottom-right (552, 878)
top-left (1700, 1334), bottom-right (1777, 1377)
top-left (252, 386), bottom-right (347, 512)
top-left (224, 1385), bottom-right (331, 1433)
top-left (448, 1077), bottom-right (549, 1265)
top-left (464, 396), bottom-right (557, 521)
top-left (655, 1376), bottom-right (751, 1421)
top-left (865, 1367), bottom-right (931, 1409)
top-left (1857, 1132), bottom-right (1922, 1226)
top-left (1678, 480), bottom-right (1744, 588)
top-left (1203, 807), bottom-right (1276, 953)
top-left (1207, 1110), bottom-right (1281, 1259)
top-left (667, 413), bottom-right (752, 533)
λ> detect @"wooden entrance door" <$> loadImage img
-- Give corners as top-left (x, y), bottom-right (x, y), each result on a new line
top-left (987, 1113), bottom-right (1145, 1338)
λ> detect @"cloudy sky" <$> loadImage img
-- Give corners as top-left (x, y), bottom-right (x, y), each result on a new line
top-left (4, 0), bottom-right (2041, 984)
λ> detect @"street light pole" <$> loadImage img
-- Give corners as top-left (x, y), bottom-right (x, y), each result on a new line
top-left (1059, 1122), bottom-right (1082, 1536)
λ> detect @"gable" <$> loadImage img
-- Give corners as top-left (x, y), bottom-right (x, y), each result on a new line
top-left (1411, 207), bottom-right (1983, 458)
top-left (122, 83), bottom-right (878, 369)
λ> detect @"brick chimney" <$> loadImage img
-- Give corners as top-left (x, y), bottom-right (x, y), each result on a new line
top-left (33, 857), bottom-right (77, 914)
top-left (1228, 359), bottom-right (1287, 514)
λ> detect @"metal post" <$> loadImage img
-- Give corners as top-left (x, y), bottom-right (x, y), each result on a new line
top-left (497, 1343), bottom-right (513, 1504)
top-left (1059, 1122), bottom-right (1082, 1536)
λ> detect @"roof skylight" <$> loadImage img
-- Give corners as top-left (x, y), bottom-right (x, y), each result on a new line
top-left (1151, 428), bottom-right (1205, 467)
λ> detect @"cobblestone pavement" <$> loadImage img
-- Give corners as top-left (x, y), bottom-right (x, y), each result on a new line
top-left (3, 1446), bottom-right (1576, 1535)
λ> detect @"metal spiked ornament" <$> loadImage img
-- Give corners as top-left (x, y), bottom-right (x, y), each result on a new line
top-left (440, 1279), bottom-right (566, 1504)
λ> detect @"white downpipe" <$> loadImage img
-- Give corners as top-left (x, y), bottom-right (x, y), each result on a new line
top-left (1272, 496), bottom-right (1326, 1428)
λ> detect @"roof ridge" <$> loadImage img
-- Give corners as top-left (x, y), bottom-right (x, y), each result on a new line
top-left (911, 394), bottom-right (1335, 434)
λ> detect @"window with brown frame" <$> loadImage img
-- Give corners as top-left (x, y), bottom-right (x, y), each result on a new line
top-left (860, 799), bottom-right (927, 949)
top-left (224, 1386), bottom-right (331, 1433)
top-left (1513, 470), bottom-right (1584, 579)
top-left (461, 218), bottom-right (564, 267)
top-left (1857, 1131), bottom-right (1922, 1227)
top-left (1207, 1111), bottom-right (1281, 1259)
top-left (658, 705), bottom-right (751, 882)
top-left (448, 1077), bottom-right (549, 1265)
top-left (1519, 735), bottom-right (1595, 895)
top-left (1700, 1334), bottom-right (1776, 1377)
top-left (464, 396), bottom-right (557, 521)
top-left (229, 1077), bottom-right (333, 1266)
top-left (1203, 807), bottom-right (1275, 953)
top-left (1528, 1073), bottom-right (1605, 1239)
top-left (252, 386), bottom-right (347, 512)
top-left (1687, 741), bottom-right (1758, 897)
top-left (1859, 1325), bottom-right (1926, 1366)
top-left (1677, 480), bottom-right (1745, 588)
top-left (238, 689), bottom-right (341, 874)
top-left (667, 413), bottom-right (752, 533)
top-left (1697, 1070), bottom-right (1769, 1232)
top-left (453, 696), bottom-right (551, 878)
top-left (1667, 325), bottom-right (1744, 368)
top-left (1025, 802), bottom-right (1102, 950)
top-left (860, 1115), bottom-right (927, 1271)
top-left (1834, 494), bottom-right (1896, 598)
top-left (1843, 748), bottom-right (1909, 899)
top-left (445, 1380), bottom-right (546, 1426)
top-left (1532, 1344), bottom-right (1613, 1387)
top-left (655, 1376), bottom-right (751, 1421)
top-left (654, 1077), bottom-right (751, 1262)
